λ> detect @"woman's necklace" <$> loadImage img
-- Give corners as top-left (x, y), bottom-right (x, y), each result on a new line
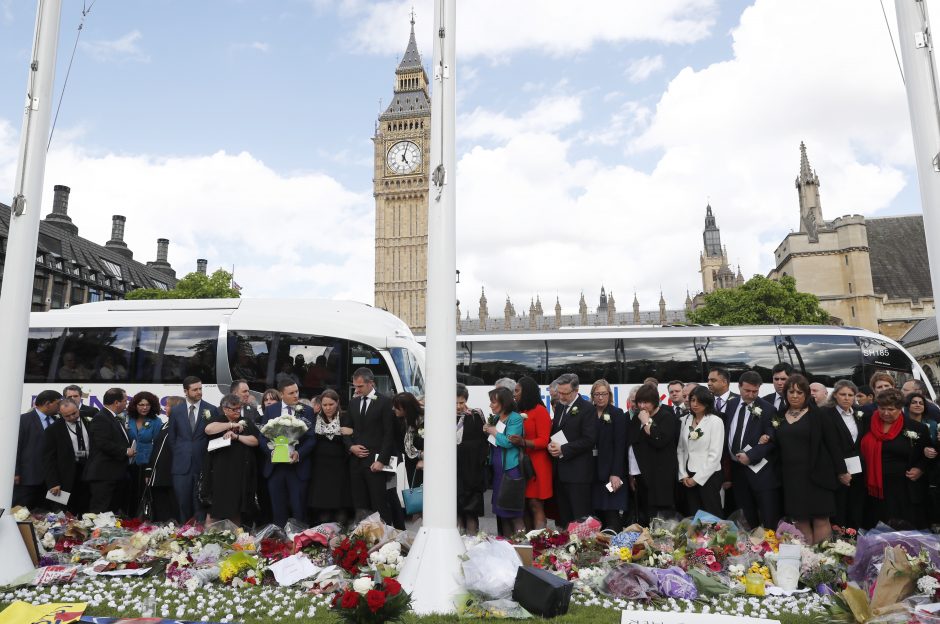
top-left (786, 407), bottom-right (807, 422)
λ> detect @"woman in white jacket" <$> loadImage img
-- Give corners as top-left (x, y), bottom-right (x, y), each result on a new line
top-left (677, 385), bottom-right (726, 517)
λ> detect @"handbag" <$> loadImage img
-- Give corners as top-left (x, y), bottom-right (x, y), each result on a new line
top-left (520, 449), bottom-right (535, 480)
top-left (402, 466), bottom-right (423, 515)
top-left (136, 484), bottom-right (153, 520)
top-left (496, 448), bottom-right (526, 512)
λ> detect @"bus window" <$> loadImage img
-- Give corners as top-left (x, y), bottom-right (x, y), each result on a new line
top-left (390, 347), bottom-right (425, 397)
top-left (459, 340), bottom-right (547, 385)
top-left (228, 331), bottom-right (275, 392)
top-left (137, 326), bottom-right (217, 384)
top-left (859, 336), bottom-right (915, 387)
top-left (275, 333), bottom-right (346, 400)
top-left (780, 335), bottom-right (864, 387)
top-left (696, 335), bottom-right (779, 383)
top-left (350, 341), bottom-right (393, 399)
top-left (56, 327), bottom-right (134, 382)
top-left (622, 337), bottom-right (701, 384)
top-left (547, 339), bottom-right (621, 385)
top-left (25, 328), bottom-right (63, 382)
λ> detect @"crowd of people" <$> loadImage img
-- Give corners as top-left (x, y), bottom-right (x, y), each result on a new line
top-left (12, 363), bottom-right (940, 544)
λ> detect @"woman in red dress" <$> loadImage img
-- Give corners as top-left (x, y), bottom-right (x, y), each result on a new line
top-left (510, 375), bottom-right (553, 529)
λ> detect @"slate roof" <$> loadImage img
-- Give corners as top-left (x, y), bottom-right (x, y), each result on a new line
top-left (901, 316), bottom-right (938, 347)
top-left (380, 90), bottom-right (431, 120)
top-left (0, 200), bottom-right (178, 291)
top-left (396, 22), bottom-right (424, 74)
top-left (866, 215), bottom-right (933, 301)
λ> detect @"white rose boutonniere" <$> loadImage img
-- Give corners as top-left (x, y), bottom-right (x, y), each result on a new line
top-left (750, 405), bottom-right (762, 418)
top-left (772, 417), bottom-right (781, 428)
top-left (417, 428), bottom-right (425, 438)
top-left (688, 427), bottom-right (704, 441)
top-left (904, 430), bottom-right (920, 445)
top-left (570, 406), bottom-right (579, 416)
top-left (603, 413), bottom-right (611, 423)
top-left (202, 409), bottom-right (211, 421)
top-left (855, 410), bottom-right (864, 421)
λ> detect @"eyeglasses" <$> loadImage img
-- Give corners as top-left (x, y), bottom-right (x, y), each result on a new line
top-left (222, 405), bottom-right (241, 412)
top-left (592, 392), bottom-right (609, 397)
top-left (557, 389), bottom-right (577, 397)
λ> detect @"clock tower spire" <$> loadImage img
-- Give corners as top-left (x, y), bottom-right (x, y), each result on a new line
top-left (373, 17), bottom-right (432, 332)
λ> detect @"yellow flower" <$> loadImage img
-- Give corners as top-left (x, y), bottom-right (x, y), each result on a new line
top-left (619, 547), bottom-right (632, 562)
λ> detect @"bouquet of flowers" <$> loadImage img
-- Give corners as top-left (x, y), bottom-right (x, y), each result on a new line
top-left (331, 575), bottom-right (411, 624)
top-left (333, 536), bottom-right (370, 575)
top-left (260, 413), bottom-right (309, 462)
top-left (219, 551), bottom-right (263, 586)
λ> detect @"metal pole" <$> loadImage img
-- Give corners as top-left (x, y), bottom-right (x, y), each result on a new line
top-left (0, 0), bottom-right (62, 585)
top-left (397, 0), bottom-right (464, 613)
top-left (895, 0), bottom-right (940, 323)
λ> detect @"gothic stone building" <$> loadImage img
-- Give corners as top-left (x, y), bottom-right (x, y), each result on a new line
top-left (0, 184), bottom-right (189, 311)
top-left (767, 143), bottom-right (934, 339)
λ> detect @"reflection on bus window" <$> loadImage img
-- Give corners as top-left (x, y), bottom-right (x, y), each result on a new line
top-left (859, 336), bottom-right (914, 387)
top-left (696, 335), bottom-right (779, 382)
top-left (390, 347), bottom-right (424, 396)
top-left (56, 327), bottom-right (134, 382)
top-left (228, 331), bottom-right (275, 392)
top-left (275, 333), bottom-right (346, 400)
top-left (547, 339), bottom-right (621, 384)
top-left (459, 340), bottom-right (547, 385)
top-left (136, 326), bottom-right (217, 383)
top-left (781, 335), bottom-right (864, 387)
top-left (622, 337), bottom-right (701, 383)
top-left (350, 341), bottom-right (394, 398)
top-left (25, 328), bottom-right (64, 382)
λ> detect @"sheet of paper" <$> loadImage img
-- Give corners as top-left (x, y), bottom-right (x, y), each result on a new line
top-left (375, 454), bottom-right (399, 473)
top-left (46, 489), bottom-right (70, 505)
top-left (550, 430), bottom-right (568, 446)
top-left (741, 445), bottom-right (768, 474)
top-left (845, 455), bottom-right (862, 474)
top-left (496, 421), bottom-right (506, 434)
top-left (207, 437), bottom-right (232, 452)
top-left (269, 553), bottom-right (320, 586)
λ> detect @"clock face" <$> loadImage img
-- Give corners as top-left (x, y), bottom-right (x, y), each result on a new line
top-left (386, 141), bottom-right (421, 175)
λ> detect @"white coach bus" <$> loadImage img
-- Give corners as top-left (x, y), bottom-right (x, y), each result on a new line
top-left (23, 298), bottom-right (425, 412)
top-left (447, 325), bottom-right (933, 409)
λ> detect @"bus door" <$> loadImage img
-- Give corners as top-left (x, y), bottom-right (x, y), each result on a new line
top-left (858, 335), bottom-right (916, 389)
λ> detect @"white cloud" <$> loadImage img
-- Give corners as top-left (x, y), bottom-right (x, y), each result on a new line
top-left (80, 30), bottom-right (150, 63)
top-left (0, 127), bottom-right (374, 302)
top-left (459, 95), bottom-right (582, 142)
top-left (340, 0), bottom-right (717, 61)
top-left (626, 55), bottom-right (665, 83)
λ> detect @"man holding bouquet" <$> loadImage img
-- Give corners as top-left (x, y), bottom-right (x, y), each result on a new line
top-left (345, 367), bottom-right (396, 524)
top-left (259, 379), bottom-right (316, 526)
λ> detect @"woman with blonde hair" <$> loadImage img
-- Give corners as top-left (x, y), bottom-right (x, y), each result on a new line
top-left (590, 379), bottom-right (627, 531)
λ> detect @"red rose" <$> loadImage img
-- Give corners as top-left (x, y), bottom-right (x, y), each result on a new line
top-left (340, 591), bottom-right (360, 609)
top-left (125, 562), bottom-right (140, 569)
top-left (384, 578), bottom-right (402, 596)
top-left (365, 589), bottom-right (386, 613)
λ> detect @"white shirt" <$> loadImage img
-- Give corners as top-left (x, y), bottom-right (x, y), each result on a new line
top-left (65, 418), bottom-right (90, 458)
top-left (772, 393), bottom-right (784, 410)
top-left (281, 402), bottom-right (303, 417)
top-left (715, 390), bottom-right (732, 413)
top-left (838, 406), bottom-right (859, 443)
top-left (35, 408), bottom-right (53, 430)
top-left (677, 413), bottom-right (725, 485)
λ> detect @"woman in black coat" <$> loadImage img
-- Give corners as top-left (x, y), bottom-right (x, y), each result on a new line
top-left (773, 374), bottom-right (848, 544)
top-left (456, 383), bottom-right (488, 534)
top-left (590, 379), bottom-right (627, 531)
top-left (825, 379), bottom-right (868, 530)
top-left (861, 387), bottom-right (932, 529)
top-left (629, 383), bottom-right (679, 521)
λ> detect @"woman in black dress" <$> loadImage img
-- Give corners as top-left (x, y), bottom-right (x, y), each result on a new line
top-left (204, 394), bottom-right (260, 526)
top-left (456, 383), bottom-right (487, 534)
top-left (590, 379), bottom-right (627, 531)
top-left (861, 388), bottom-right (932, 529)
top-left (393, 393), bottom-right (425, 491)
top-left (308, 389), bottom-right (353, 525)
top-left (774, 374), bottom-right (847, 544)
top-left (825, 380), bottom-right (868, 530)
top-left (629, 383), bottom-right (679, 521)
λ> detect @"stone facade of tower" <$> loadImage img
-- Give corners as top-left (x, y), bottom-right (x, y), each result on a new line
top-left (373, 18), bottom-right (431, 333)
top-left (699, 203), bottom-right (741, 294)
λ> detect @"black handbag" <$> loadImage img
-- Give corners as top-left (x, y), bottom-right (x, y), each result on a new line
top-left (136, 483), bottom-right (154, 520)
top-left (496, 448), bottom-right (526, 512)
top-left (520, 450), bottom-right (535, 480)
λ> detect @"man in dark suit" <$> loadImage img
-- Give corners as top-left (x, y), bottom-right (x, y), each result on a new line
top-left (231, 378), bottom-right (269, 523)
top-left (259, 379), bottom-right (316, 526)
top-left (63, 384), bottom-right (97, 420)
top-left (762, 362), bottom-right (793, 413)
top-left (231, 379), bottom-right (262, 425)
top-left (167, 376), bottom-right (216, 522)
top-left (707, 367), bottom-right (738, 417)
top-left (548, 373), bottom-right (597, 525)
top-left (43, 398), bottom-right (91, 515)
top-left (14, 389), bottom-right (62, 508)
top-left (723, 371), bottom-right (780, 530)
top-left (667, 380), bottom-right (686, 416)
top-left (85, 388), bottom-right (134, 513)
top-left (345, 367), bottom-right (396, 524)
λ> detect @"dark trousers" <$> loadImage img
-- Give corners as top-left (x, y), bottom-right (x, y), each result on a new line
top-left (594, 509), bottom-right (623, 532)
top-left (268, 467), bottom-right (307, 527)
top-left (88, 480), bottom-right (121, 513)
top-left (834, 477), bottom-right (866, 530)
top-left (12, 484), bottom-right (46, 510)
top-left (731, 465), bottom-right (781, 530)
top-left (350, 458), bottom-right (392, 525)
top-left (554, 481), bottom-right (591, 526)
top-left (684, 471), bottom-right (724, 518)
top-left (172, 472), bottom-right (204, 522)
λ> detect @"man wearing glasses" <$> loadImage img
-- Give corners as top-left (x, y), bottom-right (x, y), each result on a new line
top-left (547, 373), bottom-right (596, 525)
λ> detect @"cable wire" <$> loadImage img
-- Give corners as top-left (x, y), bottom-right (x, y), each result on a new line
top-left (881, 0), bottom-right (906, 86)
top-left (48, 0), bottom-right (95, 151)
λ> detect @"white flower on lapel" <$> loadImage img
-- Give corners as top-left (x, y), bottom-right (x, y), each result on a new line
top-left (688, 427), bottom-right (704, 441)
top-left (750, 406), bottom-right (762, 417)
top-left (602, 413), bottom-right (611, 423)
top-left (855, 411), bottom-right (864, 420)
top-left (904, 430), bottom-right (920, 443)
top-left (570, 406), bottom-right (579, 416)
top-left (417, 428), bottom-right (425, 438)
top-left (202, 409), bottom-right (211, 421)
top-left (366, 391), bottom-right (377, 401)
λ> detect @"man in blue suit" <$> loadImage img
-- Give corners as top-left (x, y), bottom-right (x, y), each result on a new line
top-left (167, 376), bottom-right (216, 522)
top-left (723, 370), bottom-right (780, 530)
top-left (259, 379), bottom-right (316, 526)
top-left (14, 389), bottom-right (62, 508)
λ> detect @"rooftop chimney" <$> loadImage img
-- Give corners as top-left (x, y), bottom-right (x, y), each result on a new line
top-left (196, 258), bottom-right (208, 275)
top-left (105, 215), bottom-right (133, 258)
top-left (44, 185), bottom-right (78, 235)
top-left (147, 237), bottom-right (176, 278)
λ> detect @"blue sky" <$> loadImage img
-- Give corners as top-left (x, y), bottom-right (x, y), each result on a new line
top-left (0, 0), bottom-right (928, 312)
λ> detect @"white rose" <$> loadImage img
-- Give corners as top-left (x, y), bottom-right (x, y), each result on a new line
top-left (41, 532), bottom-right (56, 549)
top-left (106, 548), bottom-right (128, 563)
top-left (352, 576), bottom-right (373, 595)
top-left (12, 507), bottom-right (30, 522)
top-left (385, 552), bottom-right (399, 564)
top-left (369, 552), bottom-right (386, 564)
top-left (380, 542), bottom-right (401, 556)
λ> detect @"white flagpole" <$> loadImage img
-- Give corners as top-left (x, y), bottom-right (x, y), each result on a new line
top-left (0, 0), bottom-right (63, 585)
top-left (397, 0), bottom-right (465, 614)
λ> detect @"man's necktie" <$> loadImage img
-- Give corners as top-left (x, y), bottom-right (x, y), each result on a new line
top-left (361, 398), bottom-right (369, 417)
top-left (189, 405), bottom-right (196, 431)
top-left (775, 395), bottom-right (782, 410)
top-left (732, 404), bottom-right (747, 454)
top-left (715, 397), bottom-right (724, 413)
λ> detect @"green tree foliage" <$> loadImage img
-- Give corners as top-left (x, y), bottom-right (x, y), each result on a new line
top-left (687, 275), bottom-right (831, 326)
top-left (125, 269), bottom-right (241, 300)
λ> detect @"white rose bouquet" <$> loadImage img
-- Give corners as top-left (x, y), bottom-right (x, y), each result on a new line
top-left (260, 414), bottom-right (309, 463)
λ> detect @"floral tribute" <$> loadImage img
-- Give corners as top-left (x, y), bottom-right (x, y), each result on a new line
top-left (331, 575), bottom-right (411, 624)
top-left (332, 537), bottom-right (370, 576)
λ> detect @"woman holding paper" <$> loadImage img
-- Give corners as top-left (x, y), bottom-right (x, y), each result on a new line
top-left (482, 385), bottom-right (526, 536)
top-left (825, 380), bottom-right (868, 530)
top-left (508, 376), bottom-right (553, 530)
top-left (588, 379), bottom-right (627, 531)
top-left (204, 393), bottom-right (261, 525)
top-left (861, 388), bottom-right (931, 529)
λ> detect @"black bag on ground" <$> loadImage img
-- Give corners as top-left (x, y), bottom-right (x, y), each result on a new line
top-left (512, 565), bottom-right (573, 617)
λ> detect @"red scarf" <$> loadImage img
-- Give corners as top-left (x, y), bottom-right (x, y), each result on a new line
top-left (860, 409), bottom-right (904, 499)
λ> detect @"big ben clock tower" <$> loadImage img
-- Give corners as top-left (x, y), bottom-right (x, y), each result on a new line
top-left (373, 16), bottom-right (431, 333)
